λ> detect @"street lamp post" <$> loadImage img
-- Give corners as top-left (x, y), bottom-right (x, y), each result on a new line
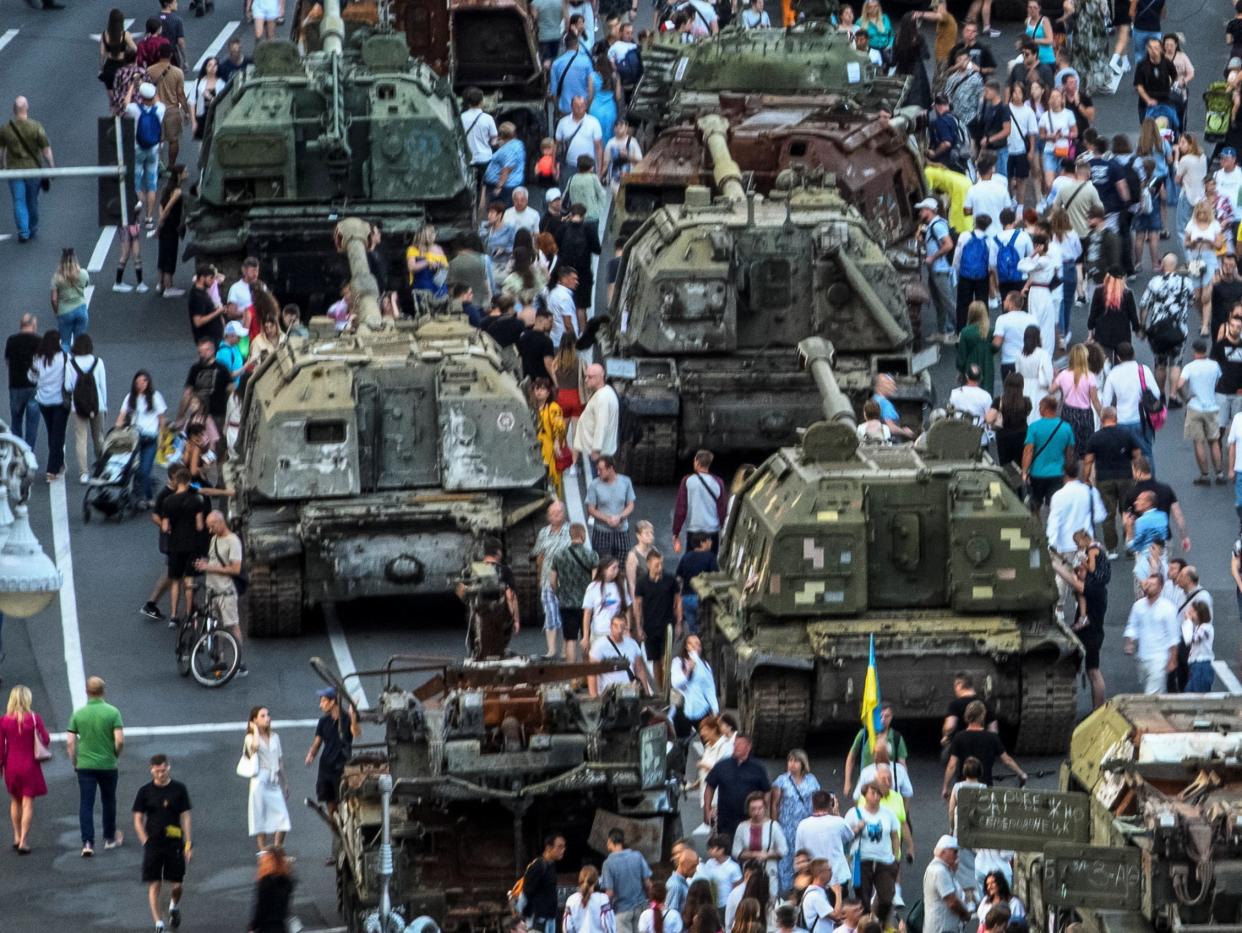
top-left (0, 421), bottom-right (62, 618)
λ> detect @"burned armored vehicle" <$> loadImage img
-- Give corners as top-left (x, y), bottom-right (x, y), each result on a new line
top-left (693, 338), bottom-right (1081, 756)
top-left (227, 219), bottom-right (549, 636)
top-left (325, 656), bottom-right (680, 933)
top-left (188, 0), bottom-right (474, 309)
top-left (602, 117), bottom-right (933, 483)
top-left (955, 695), bottom-right (1242, 932)
top-left (608, 103), bottom-right (927, 253)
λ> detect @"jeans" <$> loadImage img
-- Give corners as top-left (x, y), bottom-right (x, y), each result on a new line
top-left (77, 768), bottom-right (119, 845)
top-left (136, 434), bottom-right (158, 500)
top-left (681, 593), bottom-right (699, 635)
top-left (8, 386), bottom-right (39, 448)
top-left (39, 403), bottom-right (68, 476)
top-left (991, 147), bottom-right (1009, 179)
top-left (1120, 420), bottom-right (1153, 471)
top-left (1176, 194), bottom-right (1193, 259)
top-left (1234, 471), bottom-right (1242, 527)
top-left (615, 908), bottom-right (642, 933)
top-left (1060, 261), bottom-right (1077, 336)
top-left (1186, 660), bottom-right (1215, 692)
top-left (58, 306), bottom-right (89, 354)
top-left (928, 269), bottom-right (955, 335)
top-left (135, 144), bottom-right (160, 193)
top-left (7, 178), bottom-right (39, 239)
top-left (956, 276), bottom-right (990, 331)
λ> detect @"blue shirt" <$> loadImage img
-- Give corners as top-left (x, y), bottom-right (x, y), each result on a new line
top-left (551, 48), bottom-right (592, 113)
top-left (1128, 508), bottom-right (1170, 553)
top-left (872, 393), bottom-right (900, 424)
top-left (216, 344), bottom-right (245, 388)
top-left (478, 221), bottom-right (516, 265)
top-left (600, 848), bottom-right (652, 911)
top-left (1024, 417), bottom-right (1075, 478)
top-left (483, 138), bottom-right (525, 188)
top-left (929, 112), bottom-right (958, 158)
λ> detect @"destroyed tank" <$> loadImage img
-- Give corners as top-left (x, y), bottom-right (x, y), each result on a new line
top-left (227, 219), bottom-right (549, 636)
top-left (601, 116), bottom-right (933, 484)
top-left (188, 0), bottom-right (474, 310)
top-left (955, 695), bottom-right (1242, 932)
top-left (319, 655), bottom-right (681, 933)
top-left (693, 338), bottom-right (1082, 757)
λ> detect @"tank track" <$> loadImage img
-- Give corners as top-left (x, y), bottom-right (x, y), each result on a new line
top-left (505, 518), bottom-right (541, 627)
top-left (622, 417), bottom-right (677, 485)
top-left (742, 671), bottom-right (811, 757)
top-left (1013, 654), bottom-right (1079, 755)
top-left (246, 557), bottom-right (304, 638)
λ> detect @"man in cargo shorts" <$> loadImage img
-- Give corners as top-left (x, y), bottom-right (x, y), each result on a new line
top-left (196, 510), bottom-right (247, 677)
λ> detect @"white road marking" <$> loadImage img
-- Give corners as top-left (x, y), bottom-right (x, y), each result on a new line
top-left (0, 30), bottom-right (18, 55)
top-left (564, 466), bottom-right (586, 525)
top-left (87, 225), bottom-right (116, 272)
top-left (0, 234), bottom-right (11, 242)
top-left (49, 718), bottom-right (321, 742)
top-left (83, 285), bottom-right (95, 309)
top-left (48, 478), bottom-right (87, 712)
top-left (325, 604), bottom-right (371, 711)
top-left (90, 18), bottom-right (134, 41)
top-left (1213, 660), bottom-right (1242, 695)
top-left (194, 20), bottom-right (241, 73)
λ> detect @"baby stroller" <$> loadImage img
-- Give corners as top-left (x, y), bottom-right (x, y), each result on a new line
top-left (1205, 81), bottom-right (1234, 143)
top-left (82, 425), bottom-right (140, 522)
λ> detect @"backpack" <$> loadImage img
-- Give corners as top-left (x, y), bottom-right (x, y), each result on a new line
top-left (615, 45), bottom-right (643, 87)
top-left (959, 232), bottom-right (990, 281)
top-left (996, 230), bottom-right (1023, 284)
top-left (946, 114), bottom-right (977, 180)
top-left (136, 104), bottom-right (162, 149)
top-left (1119, 156), bottom-right (1144, 210)
top-left (71, 358), bottom-right (100, 417)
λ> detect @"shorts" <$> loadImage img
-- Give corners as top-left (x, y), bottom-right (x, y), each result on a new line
top-left (135, 144), bottom-right (160, 193)
top-left (211, 589), bottom-right (240, 630)
top-left (1027, 474), bottom-right (1061, 510)
top-left (559, 605), bottom-right (582, 641)
top-left (1008, 152), bottom-right (1030, 180)
top-left (167, 549), bottom-right (198, 579)
top-left (162, 108), bottom-right (183, 144)
top-left (556, 388), bottom-right (583, 419)
top-left (1217, 393), bottom-right (1242, 429)
top-left (316, 774), bottom-right (341, 804)
top-left (1133, 210), bottom-right (1161, 234)
top-left (1112, 0), bottom-right (1130, 25)
top-left (142, 843), bottom-right (186, 883)
top-left (1078, 626), bottom-right (1103, 671)
top-left (1184, 406), bottom-right (1220, 442)
top-left (252, 0), bottom-right (280, 19)
top-left (541, 584), bottom-right (560, 631)
top-left (1152, 342), bottom-right (1183, 368)
top-left (643, 635), bottom-right (666, 664)
top-left (1041, 146), bottom-right (1063, 175)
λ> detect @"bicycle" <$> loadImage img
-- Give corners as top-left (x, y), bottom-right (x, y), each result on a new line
top-left (175, 579), bottom-right (241, 688)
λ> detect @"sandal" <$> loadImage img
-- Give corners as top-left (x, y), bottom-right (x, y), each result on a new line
top-left (1193, 475), bottom-right (1210, 486)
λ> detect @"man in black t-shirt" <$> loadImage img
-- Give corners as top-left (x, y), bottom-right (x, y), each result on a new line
top-left (1213, 312), bottom-right (1242, 433)
top-left (161, 466), bottom-right (205, 621)
top-left (4, 312), bottom-right (40, 447)
top-left (946, 23), bottom-right (996, 76)
top-left (306, 686), bottom-right (361, 815)
top-left (1124, 457), bottom-right (1189, 552)
top-left (941, 701), bottom-right (1026, 794)
top-left (158, 0), bottom-right (187, 69)
top-left (1132, 37), bottom-right (1177, 124)
top-left (187, 267), bottom-right (225, 346)
top-left (141, 470), bottom-right (184, 622)
top-left (518, 308), bottom-right (555, 381)
top-left (940, 672), bottom-right (996, 753)
top-left (521, 835), bottom-right (567, 932)
top-left (1084, 407), bottom-right (1139, 556)
top-left (184, 339), bottom-right (231, 421)
top-left (675, 532), bottom-right (718, 635)
top-left (634, 549), bottom-right (681, 684)
top-left (480, 298), bottom-right (526, 348)
top-left (133, 754), bottom-right (192, 932)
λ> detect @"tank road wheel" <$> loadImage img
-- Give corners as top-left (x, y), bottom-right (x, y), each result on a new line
top-left (740, 671), bottom-right (811, 758)
top-left (505, 518), bottom-right (541, 628)
top-left (620, 417), bottom-right (677, 485)
top-left (1013, 654), bottom-right (1079, 755)
top-left (245, 557), bottom-right (304, 638)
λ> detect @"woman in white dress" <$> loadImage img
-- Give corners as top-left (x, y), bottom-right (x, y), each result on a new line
top-left (1018, 234), bottom-right (1060, 354)
top-left (243, 706), bottom-right (291, 849)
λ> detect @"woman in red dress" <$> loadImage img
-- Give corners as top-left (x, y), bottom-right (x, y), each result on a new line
top-left (0, 685), bottom-right (51, 853)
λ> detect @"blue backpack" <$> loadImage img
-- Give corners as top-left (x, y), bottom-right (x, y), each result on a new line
top-left (996, 230), bottom-right (1022, 283)
top-left (136, 104), bottom-right (162, 149)
top-left (959, 232), bottom-right (990, 281)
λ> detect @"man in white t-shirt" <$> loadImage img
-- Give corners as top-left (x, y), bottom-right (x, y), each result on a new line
top-left (922, 836), bottom-right (972, 933)
top-left (948, 364), bottom-right (993, 441)
top-left (1215, 148), bottom-right (1242, 242)
top-left (799, 860), bottom-right (835, 933)
top-left (554, 97), bottom-right (604, 186)
top-left (1101, 341), bottom-right (1159, 467)
top-left (502, 187), bottom-right (540, 235)
top-left (963, 150), bottom-right (1012, 238)
top-left (795, 791), bottom-right (853, 905)
top-left (1177, 339), bottom-right (1224, 482)
top-left (991, 292), bottom-right (1038, 376)
top-left (680, 0), bottom-right (718, 38)
top-left (588, 613), bottom-right (648, 696)
top-left (460, 88), bottom-right (498, 191)
top-left (226, 257), bottom-right (261, 341)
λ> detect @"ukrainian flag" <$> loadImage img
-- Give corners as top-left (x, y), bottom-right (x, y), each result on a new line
top-left (861, 633), bottom-right (882, 753)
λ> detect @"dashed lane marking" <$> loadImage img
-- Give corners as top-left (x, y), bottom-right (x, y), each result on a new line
top-left (325, 603), bottom-right (371, 711)
top-left (1213, 660), bottom-right (1242, 695)
top-left (0, 30), bottom-right (18, 55)
top-left (48, 478), bottom-right (87, 712)
top-left (90, 18), bottom-right (134, 41)
top-left (194, 20), bottom-right (241, 73)
top-left (564, 465), bottom-right (586, 525)
top-left (49, 718), bottom-right (321, 742)
top-left (83, 286), bottom-right (95, 309)
top-left (87, 225), bottom-right (116, 273)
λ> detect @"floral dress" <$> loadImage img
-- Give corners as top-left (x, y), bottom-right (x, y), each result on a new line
top-left (537, 400), bottom-right (567, 498)
top-left (772, 771), bottom-right (820, 894)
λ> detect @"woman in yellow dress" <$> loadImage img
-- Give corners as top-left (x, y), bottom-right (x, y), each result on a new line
top-left (532, 377), bottom-right (567, 498)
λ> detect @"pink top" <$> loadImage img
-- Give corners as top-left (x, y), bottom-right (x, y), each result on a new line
top-left (1053, 369), bottom-right (1095, 409)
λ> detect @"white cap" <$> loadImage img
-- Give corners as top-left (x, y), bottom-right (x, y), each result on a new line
top-left (914, 197), bottom-right (940, 212)
top-left (545, 187), bottom-right (562, 203)
top-left (139, 82), bottom-right (157, 100)
top-left (224, 321), bottom-right (247, 338)
top-left (935, 834), bottom-right (959, 852)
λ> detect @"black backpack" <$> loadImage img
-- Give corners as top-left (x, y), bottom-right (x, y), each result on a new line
top-left (71, 357), bottom-right (100, 417)
top-left (1120, 156), bottom-right (1144, 209)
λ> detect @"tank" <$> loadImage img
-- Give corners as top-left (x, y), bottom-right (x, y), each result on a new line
top-left (227, 218), bottom-right (550, 636)
top-left (954, 695), bottom-right (1242, 933)
top-left (601, 117), bottom-right (934, 484)
top-left (321, 655), bottom-right (681, 933)
top-left (627, 24), bottom-right (909, 136)
top-left (692, 337), bottom-right (1081, 756)
top-left (188, 0), bottom-right (474, 310)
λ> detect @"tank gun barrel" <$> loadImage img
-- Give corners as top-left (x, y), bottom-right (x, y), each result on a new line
top-left (334, 217), bottom-right (383, 330)
top-left (798, 338), bottom-right (855, 427)
top-left (696, 115), bottom-right (746, 202)
top-left (830, 247), bottom-right (909, 346)
top-left (320, 0), bottom-right (345, 55)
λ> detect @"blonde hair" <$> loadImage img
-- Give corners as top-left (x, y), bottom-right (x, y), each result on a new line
top-left (414, 225), bottom-right (438, 252)
top-left (861, 0), bottom-right (882, 23)
top-left (56, 248), bottom-right (81, 287)
top-left (1180, 132), bottom-right (1202, 157)
top-left (1068, 344), bottom-right (1089, 385)
top-left (1193, 199), bottom-right (1213, 223)
top-left (6, 685), bottom-right (32, 731)
top-left (967, 300), bottom-right (990, 336)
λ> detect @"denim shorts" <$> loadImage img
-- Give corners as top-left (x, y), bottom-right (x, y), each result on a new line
top-left (135, 145), bottom-right (160, 193)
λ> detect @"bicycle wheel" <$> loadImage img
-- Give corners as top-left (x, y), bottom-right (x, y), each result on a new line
top-left (175, 620), bottom-right (196, 677)
top-left (189, 628), bottom-right (240, 687)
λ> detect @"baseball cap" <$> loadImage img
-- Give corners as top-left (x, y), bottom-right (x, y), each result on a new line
top-left (1224, 147), bottom-right (1239, 158)
top-left (1230, 57), bottom-right (1242, 70)
top-left (935, 835), bottom-right (959, 852)
top-left (545, 187), bottom-right (562, 203)
top-left (224, 321), bottom-right (247, 338)
top-left (316, 686), bottom-right (337, 699)
top-left (139, 81), bottom-right (157, 100)
top-left (914, 197), bottom-right (939, 212)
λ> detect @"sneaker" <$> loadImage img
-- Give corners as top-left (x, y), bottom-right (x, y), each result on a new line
top-left (135, 282), bottom-right (150, 293)
top-left (1217, 474), bottom-right (1229, 485)
top-left (168, 616), bottom-right (179, 629)
top-left (1106, 552), bottom-right (1119, 561)
top-left (81, 842), bottom-right (93, 857)
top-left (112, 282), bottom-right (134, 293)
top-left (163, 287), bottom-right (186, 298)
top-left (140, 602), bottom-right (163, 620)
top-left (236, 665), bottom-right (249, 678)
top-left (169, 904), bottom-right (181, 929)
top-left (79, 472), bottom-right (90, 484)
top-left (104, 832), bottom-right (123, 850)
top-left (985, 26), bottom-right (1000, 37)
top-left (155, 923), bottom-right (165, 933)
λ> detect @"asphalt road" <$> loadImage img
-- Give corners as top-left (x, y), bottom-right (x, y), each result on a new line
top-left (0, 2), bottom-right (1240, 931)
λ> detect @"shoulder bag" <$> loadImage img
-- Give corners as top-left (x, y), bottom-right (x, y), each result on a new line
top-left (1138, 363), bottom-right (1167, 432)
top-left (6, 121), bottom-right (49, 192)
top-left (32, 716), bottom-right (52, 762)
top-left (235, 738), bottom-right (258, 778)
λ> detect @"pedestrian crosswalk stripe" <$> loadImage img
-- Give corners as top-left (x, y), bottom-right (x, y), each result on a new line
top-left (194, 20), bottom-right (242, 73)
top-left (1212, 660), bottom-right (1242, 695)
top-left (87, 225), bottom-right (117, 273)
top-left (48, 718), bottom-right (323, 742)
top-left (0, 30), bottom-right (18, 55)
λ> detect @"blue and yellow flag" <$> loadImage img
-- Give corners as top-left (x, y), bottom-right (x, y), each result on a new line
top-left (861, 633), bottom-right (882, 752)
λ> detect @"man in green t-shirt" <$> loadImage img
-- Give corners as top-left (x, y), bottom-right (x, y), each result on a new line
top-left (67, 675), bottom-right (125, 857)
top-left (842, 702), bottom-right (908, 798)
top-left (0, 96), bottom-right (55, 243)
top-left (1021, 396), bottom-right (1075, 515)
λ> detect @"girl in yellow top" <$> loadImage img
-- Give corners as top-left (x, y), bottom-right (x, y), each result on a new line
top-left (532, 377), bottom-right (567, 499)
top-left (405, 224), bottom-right (449, 298)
